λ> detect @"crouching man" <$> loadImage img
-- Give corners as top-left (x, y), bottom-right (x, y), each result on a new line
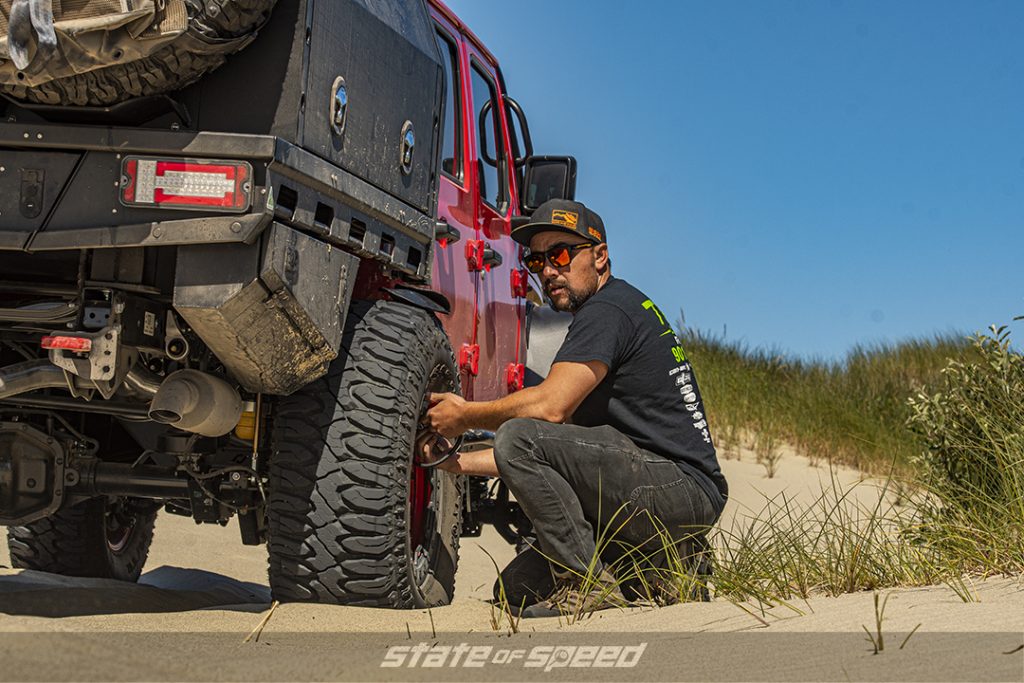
top-left (421, 199), bottom-right (728, 617)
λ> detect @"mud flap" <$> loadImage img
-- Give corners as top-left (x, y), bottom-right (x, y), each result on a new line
top-left (172, 223), bottom-right (358, 395)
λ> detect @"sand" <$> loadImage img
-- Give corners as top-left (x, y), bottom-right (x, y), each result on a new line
top-left (1, 446), bottom-right (1021, 681)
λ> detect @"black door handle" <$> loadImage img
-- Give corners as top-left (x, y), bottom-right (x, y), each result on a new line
top-left (482, 245), bottom-right (503, 269)
top-left (435, 219), bottom-right (462, 245)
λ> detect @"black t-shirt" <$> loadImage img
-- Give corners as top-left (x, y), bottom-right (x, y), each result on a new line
top-left (552, 277), bottom-right (728, 514)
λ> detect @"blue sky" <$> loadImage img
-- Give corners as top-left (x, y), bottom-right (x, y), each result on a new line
top-left (447, 0), bottom-right (1024, 359)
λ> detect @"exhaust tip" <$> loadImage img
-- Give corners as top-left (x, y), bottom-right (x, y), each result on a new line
top-left (148, 409), bottom-right (181, 425)
top-left (148, 370), bottom-right (242, 437)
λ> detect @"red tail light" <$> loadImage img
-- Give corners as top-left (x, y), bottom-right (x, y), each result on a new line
top-left (120, 156), bottom-right (253, 212)
top-left (41, 335), bottom-right (92, 352)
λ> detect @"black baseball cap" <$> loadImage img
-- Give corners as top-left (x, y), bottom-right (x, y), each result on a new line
top-left (510, 199), bottom-right (606, 247)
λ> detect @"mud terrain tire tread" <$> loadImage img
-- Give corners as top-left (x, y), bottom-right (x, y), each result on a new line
top-left (7, 498), bottom-right (157, 581)
top-left (188, 0), bottom-right (275, 39)
top-left (3, 0), bottom-right (276, 106)
top-left (267, 300), bottom-right (461, 607)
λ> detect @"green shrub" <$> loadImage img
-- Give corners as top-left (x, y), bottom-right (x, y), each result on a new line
top-left (907, 325), bottom-right (1024, 572)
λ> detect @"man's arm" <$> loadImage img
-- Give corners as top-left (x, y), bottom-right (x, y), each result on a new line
top-left (425, 360), bottom-right (608, 438)
top-left (435, 448), bottom-right (500, 477)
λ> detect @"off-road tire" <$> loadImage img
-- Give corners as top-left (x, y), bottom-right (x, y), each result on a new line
top-left (3, 0), bottom-right (276, 106)
top-left (267, 300), bottom-right (463, 607)
top-left (7, 497), bottom-right (158, 581)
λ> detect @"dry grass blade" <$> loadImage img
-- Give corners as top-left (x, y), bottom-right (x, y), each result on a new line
top-left (899, 623), bottom-right (922, 650)
top-left (727, 598), bottom-right (770, 628)
top-left (477, 543), bottom-right (521, 634)
top-left (860, 591), bottom-right (889, 654)
top-left (243, 600), bottom-right (279, 644)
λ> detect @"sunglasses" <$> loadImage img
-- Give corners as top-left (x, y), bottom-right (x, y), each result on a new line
top-left (523, 242), bottom-right (593, 274)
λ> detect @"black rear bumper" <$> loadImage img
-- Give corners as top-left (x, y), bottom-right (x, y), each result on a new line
top-left (0, 120), bottom-right (434, 281)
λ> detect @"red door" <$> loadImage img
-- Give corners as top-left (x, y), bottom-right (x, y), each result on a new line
top-left (430, 15), bottom-right (481, 399)
top-left (463, 46), bottom-right (523, 401)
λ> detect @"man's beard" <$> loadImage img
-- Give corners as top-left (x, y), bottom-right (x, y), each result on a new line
top-left (547, 278), bottom-right (598, 313)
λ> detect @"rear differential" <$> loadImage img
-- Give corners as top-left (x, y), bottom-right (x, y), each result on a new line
top-left (0, 421), bottom-right (64, 526)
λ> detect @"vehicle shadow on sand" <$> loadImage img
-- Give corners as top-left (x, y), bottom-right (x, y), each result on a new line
top-left (0, 566), bottom-right (271, 618)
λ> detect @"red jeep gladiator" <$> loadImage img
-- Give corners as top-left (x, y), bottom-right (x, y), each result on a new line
top-left (0, 0), bottom-right (576, 608)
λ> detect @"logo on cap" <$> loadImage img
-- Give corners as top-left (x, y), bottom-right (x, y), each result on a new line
top-left (588, 226), bottom-right (602, 240)
top-left (551, 210), bottom-right (578, 228)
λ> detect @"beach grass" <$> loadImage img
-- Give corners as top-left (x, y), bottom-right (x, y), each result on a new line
top-left (681, 325), bottom-right (973, 476)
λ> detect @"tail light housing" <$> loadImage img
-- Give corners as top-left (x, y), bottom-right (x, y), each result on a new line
top-left (120, 156), bottom-right (253, 212)
top-left (41, 335), bottom-right (92, 352)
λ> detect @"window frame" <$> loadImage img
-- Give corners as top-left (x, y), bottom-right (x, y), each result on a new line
top-left (497, 68), bottom-right (526, 207)
top-left (434, 25), bottom-right (465, 187)
top-left (469, 56), bottom-right (510, 213)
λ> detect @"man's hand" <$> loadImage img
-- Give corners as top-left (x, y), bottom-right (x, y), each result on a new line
top-left (414, 429), bottom-right (499, 477)
top-left (425, 392), bottom-right (468, 438)
top-left (414, 430), bottom-right (458, 471)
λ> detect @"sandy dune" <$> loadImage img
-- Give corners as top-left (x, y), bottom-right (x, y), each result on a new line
top-left (1, 447), bottom-right (1021, 681)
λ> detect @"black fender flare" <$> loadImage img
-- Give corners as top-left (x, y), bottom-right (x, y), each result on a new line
top-left (384, 284), bottom-right (452, 316)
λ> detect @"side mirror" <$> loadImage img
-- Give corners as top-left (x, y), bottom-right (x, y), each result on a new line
top-left (520, 156), bottom-right (577, 213)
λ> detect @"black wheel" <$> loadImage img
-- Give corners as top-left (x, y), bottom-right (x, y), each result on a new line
top-left (267, 300), bottom-right (463, 607)
top-left (7, 497), bottom-right (158, 581)
top-left (1, 0), bottom-right (276, 106)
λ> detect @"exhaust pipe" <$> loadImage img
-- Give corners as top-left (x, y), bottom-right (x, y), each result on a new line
top-left (122, 366), bottom-right (163, 398)
top-left (148, 370), bottom-right (242, 437)
top-left (0, 360), bottom-right (67, 399)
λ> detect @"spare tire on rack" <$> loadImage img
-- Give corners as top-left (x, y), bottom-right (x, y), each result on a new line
top-left (0, 0), bottom-right (277, 106)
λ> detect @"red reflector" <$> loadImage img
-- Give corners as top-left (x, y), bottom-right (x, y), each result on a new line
top-left (121, 156), bottom-right (252, 212)
top-left (41, 335), bottom-right (92, 352)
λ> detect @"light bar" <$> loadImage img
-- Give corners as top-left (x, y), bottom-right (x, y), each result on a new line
top-left (121, 156), bottom-right (252, 212)
top-left (41, 335), bottom-right (92, 352)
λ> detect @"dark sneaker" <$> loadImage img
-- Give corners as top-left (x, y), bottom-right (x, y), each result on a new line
top-left (493, 543), bottom-right (557, 612)
top-left (520, 570), bottom-right (629, 619)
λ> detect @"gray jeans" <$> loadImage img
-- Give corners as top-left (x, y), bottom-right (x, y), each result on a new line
top-left (493, 418), bottom-right (718, 596)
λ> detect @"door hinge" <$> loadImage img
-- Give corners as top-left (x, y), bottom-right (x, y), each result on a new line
top-left (460, 343), bottom-right (480, 376)
top-left (465, 239), bottom-right (485, 272)
top-left (466, 240), bottom-right (502, 272)
top-left (505, 362), bottom-right (525, 392)
top-left (510, 268), bottom-right (529, 298)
